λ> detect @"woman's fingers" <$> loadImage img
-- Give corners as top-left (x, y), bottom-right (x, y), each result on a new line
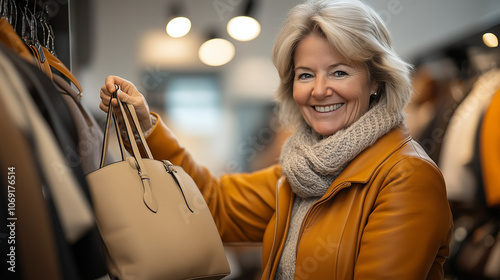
top-left (99, 75), bottom-right (153, 132)
top-left (105, 75), bottom-right (128, 94)
top-left (116, 89), bottom-right (132, 103)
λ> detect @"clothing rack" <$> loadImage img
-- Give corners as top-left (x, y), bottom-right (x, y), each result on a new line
top-left (0, 1), bottom-right (112, 279)
top-left (1, 0), bottom-right (71, 69)
top-left (412, 19), bottom-right (500, 78)
top-left (404, 16), bottom-right (500, 280)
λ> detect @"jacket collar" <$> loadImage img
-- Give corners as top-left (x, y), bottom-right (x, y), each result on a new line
top-left (332, 124), bottom-right (412, 185)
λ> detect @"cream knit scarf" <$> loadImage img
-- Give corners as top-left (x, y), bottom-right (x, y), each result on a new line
top-left (281, 103), bottom-right (405, 198)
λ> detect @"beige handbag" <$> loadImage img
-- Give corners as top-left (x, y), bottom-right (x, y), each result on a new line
top-left (86, 91), bottom-right (230, 280)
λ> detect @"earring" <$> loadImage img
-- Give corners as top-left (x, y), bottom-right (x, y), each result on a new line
top-left (371, 92), bottom-right (377, 96)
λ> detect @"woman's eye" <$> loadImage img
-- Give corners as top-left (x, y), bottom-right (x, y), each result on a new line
top-left (297, 73), bottom-right (313, 80)
top-left (333, 71), bottom-right (348, 77)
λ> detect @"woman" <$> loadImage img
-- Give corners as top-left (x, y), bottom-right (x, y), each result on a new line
top-left (99, 0), bottom-right (453, 279)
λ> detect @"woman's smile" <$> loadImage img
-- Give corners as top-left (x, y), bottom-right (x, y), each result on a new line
top-left (313, 103), bottom-right (344, 113)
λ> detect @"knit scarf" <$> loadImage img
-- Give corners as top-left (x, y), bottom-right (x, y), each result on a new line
top-left (281, 103), bottom-right (405, 198)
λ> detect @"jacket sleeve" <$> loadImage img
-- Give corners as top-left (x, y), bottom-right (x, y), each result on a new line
top-left (354, 156), bottom-right (453, 280)
top-left (145, 112), bottom-right (279, 242)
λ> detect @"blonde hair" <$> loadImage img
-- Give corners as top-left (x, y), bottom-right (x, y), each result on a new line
top-left (272, 0), bottom-right (413, 127)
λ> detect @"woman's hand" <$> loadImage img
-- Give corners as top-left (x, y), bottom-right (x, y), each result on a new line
top-left (99, 75), bottom-right (153, 132)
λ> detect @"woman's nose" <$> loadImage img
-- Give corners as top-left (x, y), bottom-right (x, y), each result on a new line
top-left (311, 75), bottom-right (331, 99)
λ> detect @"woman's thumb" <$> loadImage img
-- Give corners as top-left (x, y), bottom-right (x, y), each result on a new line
top-left (117, 90), bottom-right (130, 103)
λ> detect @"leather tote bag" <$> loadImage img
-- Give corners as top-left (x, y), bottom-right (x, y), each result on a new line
top-left (86, 91), bottom-right (230, 280)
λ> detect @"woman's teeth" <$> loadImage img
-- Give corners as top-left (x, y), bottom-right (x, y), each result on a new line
top-left (314, 103), bottom-right (343, 112)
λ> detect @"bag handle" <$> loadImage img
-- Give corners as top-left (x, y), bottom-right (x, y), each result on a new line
top-left (123, 99), bottom-right (153, 159)
top-left (100, 92), bottom-right (126, 166)
top-left (99, 87), bottom-right (158, 213)
top-left (99, 88), bottom-right (154, 165)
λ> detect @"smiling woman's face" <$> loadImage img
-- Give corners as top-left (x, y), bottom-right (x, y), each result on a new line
top-left (293, 34), bottom-right (378, 136)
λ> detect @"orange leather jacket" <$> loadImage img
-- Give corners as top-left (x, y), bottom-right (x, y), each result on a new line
top-left (146, 113), bottom-right (453, 280)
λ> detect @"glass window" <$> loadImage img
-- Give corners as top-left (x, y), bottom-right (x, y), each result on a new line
top-left (165, 73), bottom-right (221, 135)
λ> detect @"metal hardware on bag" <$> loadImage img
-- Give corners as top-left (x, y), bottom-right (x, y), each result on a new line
top-left (162, 160), bottom-right (194, 213)
top-left (163, 160), bottom-right (176, 174)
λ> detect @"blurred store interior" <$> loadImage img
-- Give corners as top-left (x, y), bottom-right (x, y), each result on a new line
top-left (2, 0), bottom-right (500, 279)
top-left (69, 0), bottom-right (500, 176)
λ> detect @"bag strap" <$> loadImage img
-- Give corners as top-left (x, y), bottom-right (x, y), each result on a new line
top-left (115, 92), bottom-right (158, 213)
top-left (98, 88), bottom-right (158, 213)
top-left (124, 102), bottom-right (153, 159)
top-left (99, 94), bottom-right (126, 167)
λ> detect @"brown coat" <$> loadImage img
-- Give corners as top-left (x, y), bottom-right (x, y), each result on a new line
top-left (146, 113), bottom-right (453, 280)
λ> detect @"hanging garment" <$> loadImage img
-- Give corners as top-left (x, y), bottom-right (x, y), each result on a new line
top-left (1, 16), bottom-right (81, 93)
top-left (43, 47), bottom-right (83, 95)
top-left (2, 16), bottom-right (106, 175)
top-left (1, 15), bottom-right (109, 277)
top-left (480, 87), bottom-right (500, 207)
top-left (0, 47), bottom-right (74, 280)
top-left (0, 43), bottom-right (108, 279)
top-left (439, 69), bottom-right (500, 203)
top-left (53, 74), bottom-right (108, 174)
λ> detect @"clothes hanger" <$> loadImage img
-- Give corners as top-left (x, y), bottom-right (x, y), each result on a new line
top-left (1, 0), bottom-right (17, 29)
top-left (40, 6), bottom-right (55, 54)
top-left (0, 0), bottom-right (11, 23)
top-left (21, 0), bottom-right (52, 79)
top-left (39, 4), bottom-right (83, 95)
top-left (0, 0), bottom-right (82, 95)
top-left (0, 0), bottom-right (34, 63)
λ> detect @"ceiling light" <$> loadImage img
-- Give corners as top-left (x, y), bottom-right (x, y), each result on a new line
top-left (166, 16), bottom-right (191, 38)
top-left (227, 16), bottom-right (261, 41)
top-left (483, 33), bottom-right (498, 48)
top-left (198, 38), bottom-right (235, 66)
